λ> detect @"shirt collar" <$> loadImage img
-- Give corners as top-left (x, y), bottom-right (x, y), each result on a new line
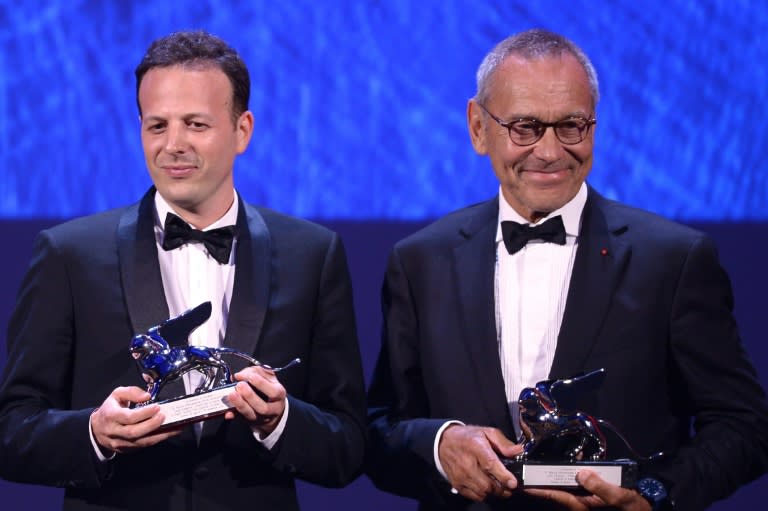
top-left (154, 190), bottom-right (239, 232)
top-left (495, 183), bottom-right (587, 243)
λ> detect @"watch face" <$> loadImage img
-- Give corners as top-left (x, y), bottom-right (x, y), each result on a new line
top-left (637, 478), bottom-right (671, 510)
top-left (638, 477), bottom-right (666, 498)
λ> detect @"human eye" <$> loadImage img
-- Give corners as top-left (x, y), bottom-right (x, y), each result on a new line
top-left (145, 121), bottom-right (166, 133)
top-left (557, 118), bottom-right (587, 130)
top-left (187, 120), bottom-right (209, 131)
top-left (556, 118), bottom-right (587, 137)
top-left (510, 119), bottom-right (541, 136)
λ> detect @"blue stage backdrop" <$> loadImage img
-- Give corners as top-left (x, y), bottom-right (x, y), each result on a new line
top-left (0, 0), bottom-right (766, 220)
top-left (1, 2), bottom-right (767, 511)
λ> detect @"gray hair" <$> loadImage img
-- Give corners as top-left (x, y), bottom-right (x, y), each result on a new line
top-left (474, 29), bottom-right (600, 107)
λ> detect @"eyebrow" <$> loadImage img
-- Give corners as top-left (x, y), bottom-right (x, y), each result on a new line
top-left (503, 111), bottom-right (592, 121)
top-left (142, 112), bottom-right (215, 123)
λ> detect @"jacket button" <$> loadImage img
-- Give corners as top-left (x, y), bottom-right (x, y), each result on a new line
top-left (193, 466), bottom-right (210, 480)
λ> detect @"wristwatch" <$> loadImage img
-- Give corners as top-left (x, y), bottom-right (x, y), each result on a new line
top-left (636, 477), bottom-right (674, 511)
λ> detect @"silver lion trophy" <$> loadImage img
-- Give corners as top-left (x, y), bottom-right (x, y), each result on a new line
top-left (502, 368), bottom-right (663, 491)
top-left (129, 301), bottom-right (300, 429)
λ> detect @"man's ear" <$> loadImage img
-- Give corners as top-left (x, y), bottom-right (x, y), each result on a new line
top-left (467, 100), bottom-right (488, 155)
top-left (235, 110), bottom-right (254, 154)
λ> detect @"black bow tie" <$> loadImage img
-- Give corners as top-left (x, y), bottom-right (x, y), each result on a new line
top-left (161, 213), bottom-right (238, 264)
top-left (501, 215), bottom-right (566, 255)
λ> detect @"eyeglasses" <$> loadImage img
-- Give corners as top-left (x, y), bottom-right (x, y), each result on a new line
top-left (476, 102), bottom-right (596, 146)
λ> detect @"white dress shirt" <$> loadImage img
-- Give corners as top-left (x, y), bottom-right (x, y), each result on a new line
top-left (434, 183), bottom-right (587, 479)
top-left (154, 191), bottom-right (288, 447)
top-left (153, 192), bottom-right (237, 359)
top-left (495, 183), bottom-right (586, 438)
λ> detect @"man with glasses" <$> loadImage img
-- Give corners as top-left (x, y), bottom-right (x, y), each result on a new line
top-left (366, 29), bottom-right (768, 510)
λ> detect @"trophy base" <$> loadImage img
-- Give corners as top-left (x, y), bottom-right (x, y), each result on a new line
top-left (151, 383), bottom-right (237, 430)
top-left (502, 459), bottom-right (638, 490)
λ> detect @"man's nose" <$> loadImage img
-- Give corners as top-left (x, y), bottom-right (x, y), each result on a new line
top-left (164, 124), bottom-right (188, 153)
top-left (531, 126), bottom-right (565, 162)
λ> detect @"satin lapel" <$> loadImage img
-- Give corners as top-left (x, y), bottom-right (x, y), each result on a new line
top-left (117, 188), bottom-right (170, 335)
top-left (550, 189), bottom-right (630, 380)
top-left (453, 199), bottom-right (513, 431)
top-left (201, 201), bottom-right (271, 438)
top-left (221, 199), bottom-right (271, 358)
top-left (118, 190), bottom-right (189, 439)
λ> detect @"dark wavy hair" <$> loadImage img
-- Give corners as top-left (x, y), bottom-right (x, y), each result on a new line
top-left (134, 30), bottom-right (250, 124)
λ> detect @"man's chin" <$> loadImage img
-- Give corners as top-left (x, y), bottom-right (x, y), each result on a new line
top-left (155, 187), bottom-right (200, 210)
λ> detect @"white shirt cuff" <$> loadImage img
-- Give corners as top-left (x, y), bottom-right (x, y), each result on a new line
top-left (433, 420), bottom-right (465, 480)
top-left (251, 398), bottom-right (290, 450)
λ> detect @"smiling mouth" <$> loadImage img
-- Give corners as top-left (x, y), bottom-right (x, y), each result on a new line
top-left (520, 168), bottom-right (572, 185)
top-left (522, 167), bottom-right (569, 176)
top-left (161, 165), bottom-right (196, 176)
top-left (523, 166), bottom-right (569, 173)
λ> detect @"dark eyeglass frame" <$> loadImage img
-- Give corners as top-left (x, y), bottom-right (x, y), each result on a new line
top-left (476, 102), bottom-right (596, 146)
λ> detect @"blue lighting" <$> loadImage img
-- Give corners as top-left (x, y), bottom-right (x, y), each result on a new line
top-left (1, 0), bottom-right (765, 220)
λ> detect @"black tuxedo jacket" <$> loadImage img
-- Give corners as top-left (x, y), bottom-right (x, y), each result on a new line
top-left (367, 187), bottom-right (768, 511)
top-left (0, 189), bottom-right (366, 510)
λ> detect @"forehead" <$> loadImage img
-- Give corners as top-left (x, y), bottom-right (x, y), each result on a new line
top-left (486, 53), bottom-right (593, 117)
top-left (138, 65), bottom-right (233, 116)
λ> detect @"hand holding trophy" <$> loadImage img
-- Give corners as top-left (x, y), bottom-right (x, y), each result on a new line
top-left (503, 368), bottom-right (663, 491)
top-left (129, 301), bottom-right (300, 429)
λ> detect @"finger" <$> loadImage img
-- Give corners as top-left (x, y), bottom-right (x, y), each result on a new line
top-left (120, 409), bottom-right (169, 439)
top-left (102, 400), bottom-right (162, 429)
top-left (132, 425), bottom-right (183, 447)
top-left (101, 413), bottom-right (167, 449)
top-left (112, 386), bottom-right (153, 406)
top-left (235, 369), bottom-right (284, 402)
top-left (226, 382), bottom-right (283, 423)
top-left (94, 414), bottom-right (165, 452)
top-left (108, 421), bottom-right (181, 452)
top-left (575, 470), bottom-right (619, 506)
top-left (235, 365), bottom-right (278, 385)
top-left (234, 381), bottom-right (272, 414)
top-left (525, 488), bottom-right (589, 511)
top-left (478, 451), bottom-right (518, 491)
top-left (224, 385), bottom-right (256, 421)
top-left (92, 399), bottom-right (159, 441)
top-left (233, 371), bottom-right (287, 412)
top-left (485, 428), bottom-right (524, 459)
top-left (479, 430), bottom-right (518, 490)
top-left (439, 425), bottom-right (517, 497)
top-left (465, 458), bottom-right (512, 497)
top-left (577, 494), bottom-right (608, 508)
top-left (99, 389), bottom-right (158, 427)
top-left (487, 474), bottom-right (514, 499)
top-left (454, 476), bottom-right (496, 503)
top-left (123, 402), bottom-right (164, 424)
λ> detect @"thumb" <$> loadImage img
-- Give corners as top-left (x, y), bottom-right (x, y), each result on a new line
top-left (113, 386), bottom-right (153, 406)
top-left (485, 428), bottom-right (523, 458)
top-left (576, 470), bottom-right (604, 493)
